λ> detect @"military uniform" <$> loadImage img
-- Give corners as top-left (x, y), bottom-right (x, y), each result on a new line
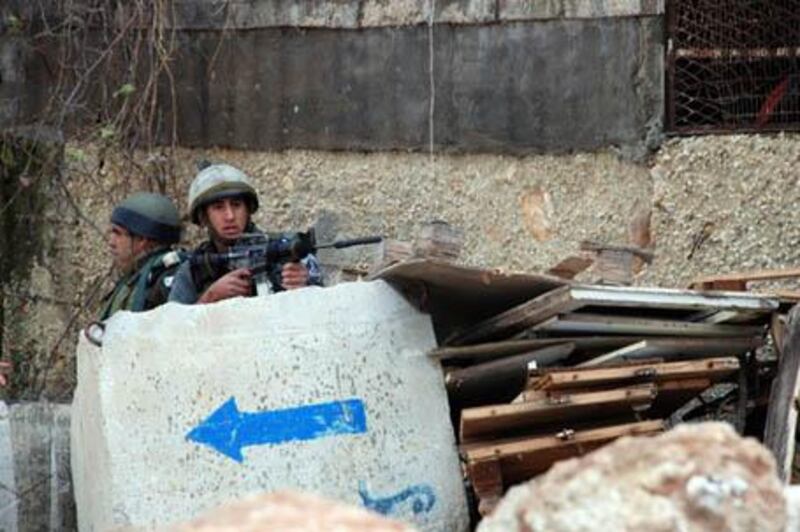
top-left (99, 248), bottom-right (185, 319)
top-left (168, 163), bottom-right (322, 304)
top-left (169, 224), bottom-right (322, 304)
top-left (100, 191), bottom-right (183, 320)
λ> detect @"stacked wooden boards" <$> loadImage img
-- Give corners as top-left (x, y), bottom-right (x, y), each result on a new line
top-left (431, 284), bottom-right (778, 515)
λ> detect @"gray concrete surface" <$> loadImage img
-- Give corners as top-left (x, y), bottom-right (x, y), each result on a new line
top-left (0, 36), bottom-right (23, 128)
top-left (165, 0), bottom-right (663, 29)
top-left (0, 401), bottom-right (74, 532)
top-left (72, 280), bottom-right (468, 531)
top-left (168, 16), bottom-right (662, 155)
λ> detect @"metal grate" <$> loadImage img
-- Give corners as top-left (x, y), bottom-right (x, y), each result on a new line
top-left (666, 0), bottom-right (800, 133)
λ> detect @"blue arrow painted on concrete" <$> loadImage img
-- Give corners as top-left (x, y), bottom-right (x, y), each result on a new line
top-left (187, 397), bottom-right (368, 462)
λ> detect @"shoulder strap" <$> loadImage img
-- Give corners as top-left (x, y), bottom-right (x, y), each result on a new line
top-left (130, 252), bottom-right (171, 312)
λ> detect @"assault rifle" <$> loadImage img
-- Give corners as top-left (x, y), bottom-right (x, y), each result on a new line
top-left (190, 229), bottom-right (382, 295)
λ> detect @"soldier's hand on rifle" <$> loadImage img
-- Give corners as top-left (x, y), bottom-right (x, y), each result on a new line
top-left (281, 262), bottom-right (309, 290)
top-left (199, 268), bottom-right (252, 303)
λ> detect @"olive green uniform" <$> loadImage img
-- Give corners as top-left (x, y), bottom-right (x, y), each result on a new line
top-left (99, 248), bottom-right (185, 320)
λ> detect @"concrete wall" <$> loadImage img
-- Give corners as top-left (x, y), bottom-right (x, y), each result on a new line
top-left (167, 17), bottom-right (663, 155)
top-left (4, 0), bottom-right (664, 155)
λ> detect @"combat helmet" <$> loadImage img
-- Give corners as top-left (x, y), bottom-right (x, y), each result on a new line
top-left (187, 163), bottom-right (259, 224)
top-left (110, 192), bottom-right (181, 244)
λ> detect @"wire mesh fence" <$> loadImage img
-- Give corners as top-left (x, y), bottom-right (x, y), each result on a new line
top-left (667, 0), bottom-right (800, 133)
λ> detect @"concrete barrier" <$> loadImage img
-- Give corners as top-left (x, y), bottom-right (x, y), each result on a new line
top-left (0, 401), bottom-right (74, 531)
top-left (71, 280), bottom-right (468, 531)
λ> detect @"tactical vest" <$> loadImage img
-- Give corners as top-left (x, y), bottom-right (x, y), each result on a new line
top-left (99, 248), bottom-right (187, 320)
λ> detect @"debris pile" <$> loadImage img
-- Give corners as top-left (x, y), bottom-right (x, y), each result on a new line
top-left (431, 282), bottom-right (778, 515)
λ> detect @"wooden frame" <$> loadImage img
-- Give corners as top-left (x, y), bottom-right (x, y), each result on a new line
top-left (446, 284), bottom-right (777, 346)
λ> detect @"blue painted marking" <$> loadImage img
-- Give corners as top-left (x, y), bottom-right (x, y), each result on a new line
top-left (186, 397), bottom-right (367, 462)
top-left (358, 481), bottom-right (436, 516)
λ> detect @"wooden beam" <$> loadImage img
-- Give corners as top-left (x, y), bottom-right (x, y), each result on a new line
top-left (764, 307), bottom-right (800, 482)
top-left (546, 256), bottom-right (594, 280)
top-left (578, 337), bottom-right (762, 368)
top-left (531, 313), bottom-right (764, 338)
top-left (430, 336), bottom-right (652, 363)
top-left (463, 420), bottom-right (664, 482)
top-left (532, 357), bottom-right (740, 391)
top-left (460, 384), bottom-right (656, 441)
top-left (446, 344), bottom-right (575, 407)
top-left (445, 284), bottom-right (777, 346)
top-left (467, 459), bottom-right (504, 517)
top-left (566, 285), bottom-right (777, 313)
top-left (445, 285), bottom-right (579, 346)
top-left (690, 267), bottom-right (800, 291)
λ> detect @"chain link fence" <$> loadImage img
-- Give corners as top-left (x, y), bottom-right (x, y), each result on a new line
top-left (667, 0), bottom-right (800, 133)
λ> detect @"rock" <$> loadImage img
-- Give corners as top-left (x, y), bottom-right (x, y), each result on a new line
top-left (160, 491), bottom-right (416, 531)
top-left (479, 422), bottom-right (787, 532)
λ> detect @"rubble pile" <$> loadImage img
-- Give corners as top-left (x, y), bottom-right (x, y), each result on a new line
top-left (430, 281), bottom-right (780, 515)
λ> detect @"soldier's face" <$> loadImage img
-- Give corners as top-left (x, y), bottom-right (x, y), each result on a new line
top-left (108, 224), bottom-right (148, 273)
top-left (204, 197), bottom-right (249, 242)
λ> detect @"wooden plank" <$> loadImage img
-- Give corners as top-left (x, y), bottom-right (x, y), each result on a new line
top-left (463, 420), bottom-right (664, 482)
top-left (445, 285), bottom-right (580, 345)
top-left (430, 336), bottom-right (651, 363)
top-left (690, 267), bottom-right (800, 290)
top-left (463, 420), bottom-right (664, 461)
top-left (772, 313), bottom-right (787, 358)
top-left (567, 284), bottom-right (778, 313)
top-left (546, 256), bottom-right (594, 280)
top-left (446, 284), bottom-right (778, 346)
top-left (764, 308), bottom-right (800, 482)
top-left (531, 313), bottom-right (764, 337)
top-left (460, 384), bottom-right (657, 441)
top-left (446, 344), bottom-right (575, 407)
top-left (578, 337), bottom-right (762, 368)
top-left (467, 459), bottom-right (504, 517)
top-left (533, 357), bottom-right (740, 391)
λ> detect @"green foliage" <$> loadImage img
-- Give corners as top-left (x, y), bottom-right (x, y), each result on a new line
top-left (114, 83), bottom-right (136, 98)
top-left (0, 143), bottom-right (15, 169)
top-left (99, 126), bottom-right (116, 140)
top-left (5, 13), bottom-right (22, 34)
top-left (65, 146), bottom-right (88, 163)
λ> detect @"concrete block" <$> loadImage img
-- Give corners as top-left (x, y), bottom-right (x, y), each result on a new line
top-left (361, 0), bottom-right (495, 27)
top-left (500, 0), bottom-right (663, 20)
top-left (0, 403), bottom-right (18, 532)
top-left (498, 0), bottom-right (564, 21)
top-left (169, 0), bottom-right (362, 29)
top-left (0, 402), bottom-right (74, 532)
top-left (563, 0), bottom-right (661, 18)
top-left (72, 280), bottom-right (468, 531)
top-left (786, 486), bottom-right (800, 532)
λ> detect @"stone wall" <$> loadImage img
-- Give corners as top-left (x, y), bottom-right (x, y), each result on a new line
top-left (4, 132), bottom-right (795, 399)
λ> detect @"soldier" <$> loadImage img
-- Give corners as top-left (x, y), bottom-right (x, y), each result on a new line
top-left (99, 192), bottom-right (184, 319)
top-left (168, 163), bottom-right (321, 304)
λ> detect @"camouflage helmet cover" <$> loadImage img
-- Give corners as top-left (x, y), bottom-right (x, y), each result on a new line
top-left (110, 192), bottom-right (181, 244)
top-left (188, 163), bottom-right (259, 224)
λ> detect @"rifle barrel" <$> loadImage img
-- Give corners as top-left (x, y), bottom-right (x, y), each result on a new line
top-left (317, 236), bottom-right (383, 250)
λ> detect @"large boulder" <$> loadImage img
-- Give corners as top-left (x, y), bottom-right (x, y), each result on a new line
top-left (479, 422), bottom-right (786, 532)
top-left (155, 491), bottom-right (416, 531)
